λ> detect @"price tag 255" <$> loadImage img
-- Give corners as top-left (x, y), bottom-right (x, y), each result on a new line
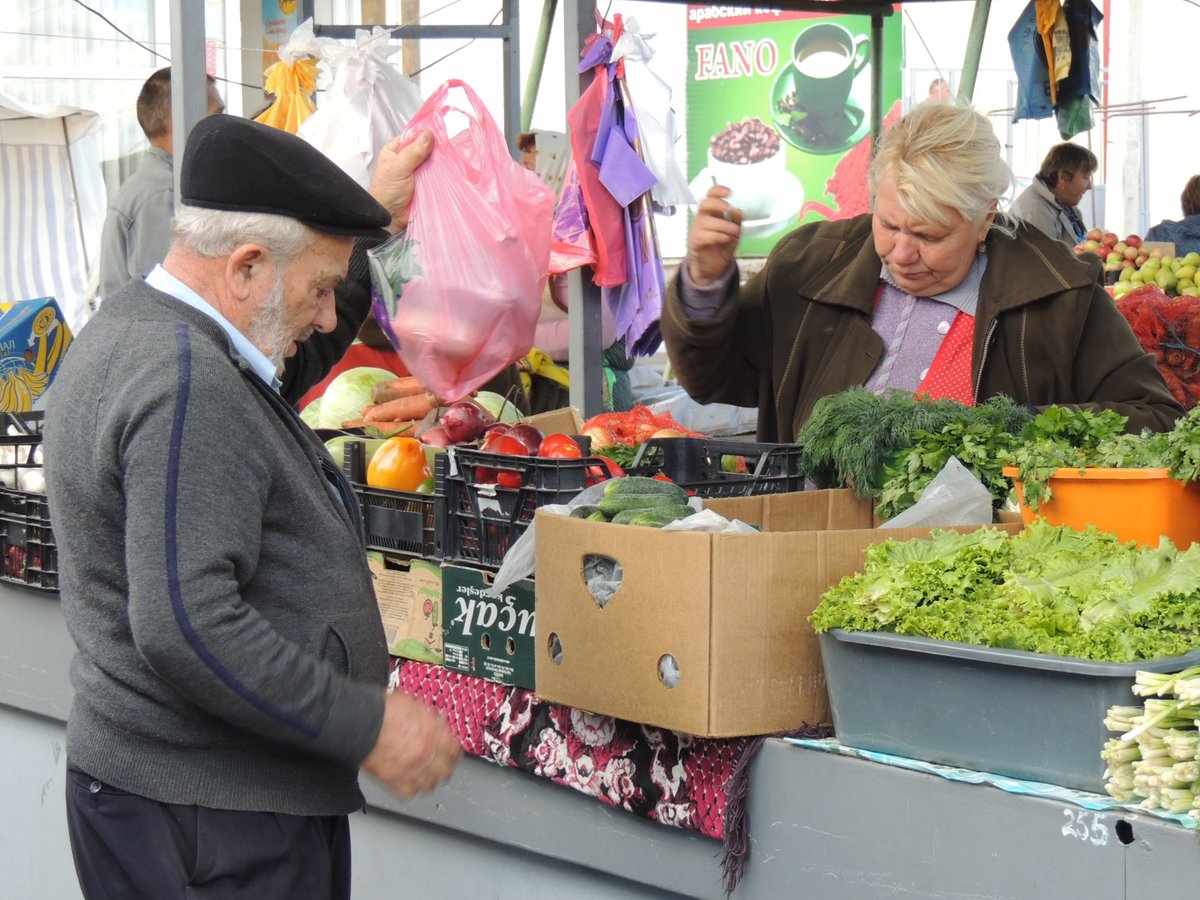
top-left (1061, 809), bottom-right (1109, 846)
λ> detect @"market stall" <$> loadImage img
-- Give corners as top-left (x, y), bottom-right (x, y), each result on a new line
top-left (6, 575), bottom-right (1200, 899)
top-left (13, 2), bottom-right (1200, 898)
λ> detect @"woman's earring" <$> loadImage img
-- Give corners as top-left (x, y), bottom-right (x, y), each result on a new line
top-left (977, 239), bottom-right (987, 254)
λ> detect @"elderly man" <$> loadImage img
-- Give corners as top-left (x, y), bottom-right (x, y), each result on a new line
top-left (45, 115), bottom-right (461, 900)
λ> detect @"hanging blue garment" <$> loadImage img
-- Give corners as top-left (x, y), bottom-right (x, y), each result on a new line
top-left (1008, 0), bottom-right (1054, 123)
top-left (1057, 0), bottom-right (1103, 104)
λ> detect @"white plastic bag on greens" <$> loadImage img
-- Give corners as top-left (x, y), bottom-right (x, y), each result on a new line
top-left (879, 455), bottom-right (992, 529)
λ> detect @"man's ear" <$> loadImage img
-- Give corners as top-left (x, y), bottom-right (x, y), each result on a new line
top-left (226, 244), bottom-right (269, 303)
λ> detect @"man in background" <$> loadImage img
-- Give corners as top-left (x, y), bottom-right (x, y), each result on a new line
top-left (928, 76), bottom-right (953, 103)
top-left (97, 66), bottom-right (225, 300)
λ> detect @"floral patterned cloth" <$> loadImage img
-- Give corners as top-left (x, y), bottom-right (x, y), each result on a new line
top-left (391, 658), bottom-right (740, 839)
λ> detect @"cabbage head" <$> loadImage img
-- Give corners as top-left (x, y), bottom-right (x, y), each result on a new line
top-left (318, 367), bottom-right (398, 429)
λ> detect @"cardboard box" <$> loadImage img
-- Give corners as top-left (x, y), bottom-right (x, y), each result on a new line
top-left (521, 406), bottom-right (584, 437)
top-left (441, 564), bottom-right (535, 688)
top-left (0, 297), bottom-right (72, 412)
top-left (1141, 240), bottom-right (1175, 257)
top-left (534, 489), bottom-right (1023, 738)
top-left (369, 556), bottom-right (443, 664)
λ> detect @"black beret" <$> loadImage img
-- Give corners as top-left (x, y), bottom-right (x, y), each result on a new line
top-left (180, 114), bottom-right (390, 238)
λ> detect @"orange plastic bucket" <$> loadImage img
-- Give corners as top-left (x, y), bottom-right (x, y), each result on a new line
top-left (1002, 466), bottom-right (1200, 549)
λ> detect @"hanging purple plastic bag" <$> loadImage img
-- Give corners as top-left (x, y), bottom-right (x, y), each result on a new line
top-left (368, 79), bottom-right (554, 402)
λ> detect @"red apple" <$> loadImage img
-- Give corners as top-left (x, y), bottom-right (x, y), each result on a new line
top-left (441, 400), bottom-right (494, 444)
top-left (1085, 227), bottom-right (1104, 242)
top-left (1126, 234), bottom-right (1142, 249)
top-left (1101, 232), bottom-right (1119, 247)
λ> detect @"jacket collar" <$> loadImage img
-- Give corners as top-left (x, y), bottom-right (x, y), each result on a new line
top-left (780, 214), bottom-right (1099, 317)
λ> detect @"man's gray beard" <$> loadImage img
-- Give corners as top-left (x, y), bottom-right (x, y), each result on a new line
top-left (246, 275), bottom-right (292, 371)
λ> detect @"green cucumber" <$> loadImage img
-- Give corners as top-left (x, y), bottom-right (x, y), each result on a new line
top-left (604, 475), bottom-right (688, 502)
top-left (597, 491), bottom-right (685, 518)
top-left (628, 505), bottom-right (697, 528)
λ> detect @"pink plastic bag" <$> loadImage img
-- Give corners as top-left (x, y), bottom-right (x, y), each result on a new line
top-left (368, 79), bottom-right (554, 402)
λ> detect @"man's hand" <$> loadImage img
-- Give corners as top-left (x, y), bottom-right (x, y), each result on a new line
top-left (361, 690), bottom-right (462, 800)
top-left (687, 184), bottom-right (743, 286)
top-left (369, 130), bottom-right (435, 235)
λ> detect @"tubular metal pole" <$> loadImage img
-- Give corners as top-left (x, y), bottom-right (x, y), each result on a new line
top-left (521, 0), bottom-right (558, 132)
top-left (169, 0), bottom-right (208, 201)
top-left (957, 0), bottom-right (992, 102)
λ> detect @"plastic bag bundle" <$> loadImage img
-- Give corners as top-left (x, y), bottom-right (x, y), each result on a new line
top-left (368, 80), bottom-right (555, 403)
top-left (297, 26), bottom-right (423, 188)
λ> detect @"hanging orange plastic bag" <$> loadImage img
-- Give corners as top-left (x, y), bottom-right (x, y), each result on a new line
top-left (253, 20), bottom-right (331, 133)
top-left (368, 80), bottom-right (555, 402)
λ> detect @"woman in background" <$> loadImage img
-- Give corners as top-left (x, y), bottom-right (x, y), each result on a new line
top-left (1009, 142), bottom-right (1098, 247)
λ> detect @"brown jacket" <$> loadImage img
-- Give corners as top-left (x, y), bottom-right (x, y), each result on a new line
top-left (662, 215), bottom-right (1182, 442)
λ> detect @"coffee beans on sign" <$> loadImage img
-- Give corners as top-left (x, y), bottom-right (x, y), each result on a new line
top-left (710, 117), bottom-right (781, 164)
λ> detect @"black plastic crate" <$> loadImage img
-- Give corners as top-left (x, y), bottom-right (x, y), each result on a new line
top-left (625, 437), bottom-right (805, 497)
top-left (338, 438), bottom-right (441, 560)
top-left (441, 441), bottom-right (602, 571)
top-left (0, 412), bottom-right (57, 590)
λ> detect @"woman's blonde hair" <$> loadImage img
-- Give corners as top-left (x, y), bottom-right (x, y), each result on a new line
top-left (869, 101), bottom-right (1016, 238)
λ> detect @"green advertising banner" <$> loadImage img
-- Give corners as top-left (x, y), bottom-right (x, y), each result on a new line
top-left (686, 6), bottom-right (903, 256)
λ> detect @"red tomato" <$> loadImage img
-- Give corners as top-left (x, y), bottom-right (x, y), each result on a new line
top-left (542, 434), bottom-right (583, 458)
top-left (538, 433), bottom-right (583, 459)
top-left (488, 434), bottom-right (528, 488)
top-left (585, 455), bottom-right (625, 485)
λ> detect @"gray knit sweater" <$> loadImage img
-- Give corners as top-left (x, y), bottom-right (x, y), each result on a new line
top-left (44, 279), bottom-right (388, 816)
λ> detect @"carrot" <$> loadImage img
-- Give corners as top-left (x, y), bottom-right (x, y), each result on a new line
top-left (371, 376), bottom-right (426, 406)
top-left (361, 391), bottom-right (437, 423)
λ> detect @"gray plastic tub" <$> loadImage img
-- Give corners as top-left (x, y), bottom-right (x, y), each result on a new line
top-left (819, 629), bottom-right (1200, 793)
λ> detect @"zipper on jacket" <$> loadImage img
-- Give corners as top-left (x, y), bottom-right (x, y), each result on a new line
top-left (972, 319), bottom-right (998, 404)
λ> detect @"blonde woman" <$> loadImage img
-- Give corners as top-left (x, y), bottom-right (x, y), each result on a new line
top-left (665, 102), bottom-right (1180, 440)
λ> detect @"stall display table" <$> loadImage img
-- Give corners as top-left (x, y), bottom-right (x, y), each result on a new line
top-left (4, 582), bottom-right (1200, 899)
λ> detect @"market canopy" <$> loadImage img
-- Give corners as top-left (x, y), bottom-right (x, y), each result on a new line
top-left (0, 91), bottom-right (106, 333)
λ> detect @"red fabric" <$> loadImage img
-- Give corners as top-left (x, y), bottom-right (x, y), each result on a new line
top-left (298, 343), bottom-right (408, 411)
top-left (916, 310), bottom-right (975, 405)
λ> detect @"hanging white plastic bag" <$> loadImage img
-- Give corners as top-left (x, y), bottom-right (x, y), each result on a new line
top-left (880, 456), bottom-right (993, 529)
top-left (298, 26), bottom-right (423, 187)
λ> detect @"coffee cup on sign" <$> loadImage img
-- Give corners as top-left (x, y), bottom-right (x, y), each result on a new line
top-left (790, 22), bottom-right (870, 118)
top-left (706, 116), bottom-right (785, 221)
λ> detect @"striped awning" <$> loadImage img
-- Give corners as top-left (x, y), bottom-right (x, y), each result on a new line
top-left (0, 92), bottom-right (105, 334)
